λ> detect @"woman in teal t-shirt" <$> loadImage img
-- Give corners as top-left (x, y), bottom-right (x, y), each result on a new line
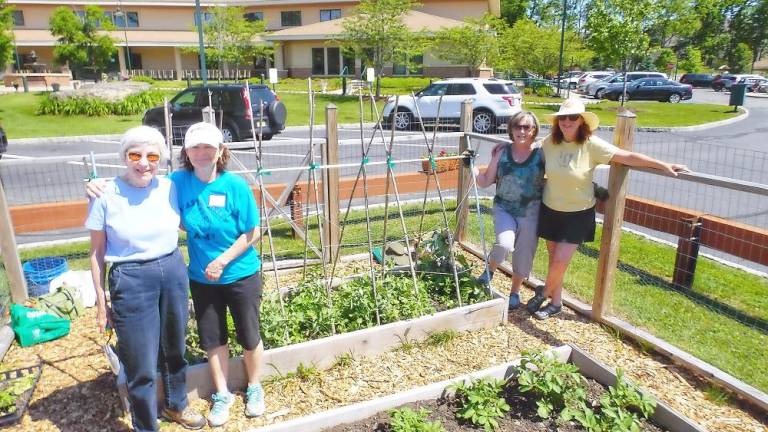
top-left (172, 122), bottom-right (266, 427)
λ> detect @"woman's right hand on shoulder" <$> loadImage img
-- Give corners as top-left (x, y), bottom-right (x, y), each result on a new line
top-left (85, 178), bottom-right (108, 199)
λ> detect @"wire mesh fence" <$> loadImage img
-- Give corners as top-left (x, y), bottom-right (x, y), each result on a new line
top-left (2, 99), bottom-right (768, 393)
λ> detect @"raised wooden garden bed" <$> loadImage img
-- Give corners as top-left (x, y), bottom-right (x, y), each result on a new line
top-left (258, 345), bottom-right (705, 432)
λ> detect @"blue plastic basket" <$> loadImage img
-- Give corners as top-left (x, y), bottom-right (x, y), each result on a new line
top-left (22, 256), bottom-right (68, 287)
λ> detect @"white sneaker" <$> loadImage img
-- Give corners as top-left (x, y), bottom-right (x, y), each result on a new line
top-left (207, 391), bottom-right (234, 427)
top-left (245, 383), bottom-right (266, 417)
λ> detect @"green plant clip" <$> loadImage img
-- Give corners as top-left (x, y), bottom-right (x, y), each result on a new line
top-left (387, 156), bottom-right (396, 169)
top-left (309, 163), bottom-right (319, 171)
top-left (428, 155), bottom-right (437, 169)
top-left (361, 157), bottom-right (369, 165)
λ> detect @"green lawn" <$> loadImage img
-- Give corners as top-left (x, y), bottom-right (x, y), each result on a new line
top-left (526, 100), bottom-right (741, 127)
top-left (0, 81), bottom-right (741, 138)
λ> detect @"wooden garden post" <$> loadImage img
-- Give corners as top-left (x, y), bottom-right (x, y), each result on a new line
top-left (593, 109), bottom-right (635, 320)
top-left (454, 100), bottom-right (473, 242)
top-left (322, 104), bottom-right (340, 263)
top-left (0, 177), bottom-right (28, 303)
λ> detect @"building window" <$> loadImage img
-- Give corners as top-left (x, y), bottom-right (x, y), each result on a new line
top-left (327, 48), bottom-right (340, 75)
top-left (320, 9), bottom-right (341, 21)
top-left (312, 48), bottom-right (325, 75)
top-left (393, 54), bottom-right (424, 76)
top-left (244, 12), bottom-right (263, 22)
top-left (12, 10), bottom-right (24, 26)
top-left (281, 11), bottom-right (301, 26)
top-left (343, 52), bottom-right (355, 75)
top-left (114, 11), bottom-right (139, 28)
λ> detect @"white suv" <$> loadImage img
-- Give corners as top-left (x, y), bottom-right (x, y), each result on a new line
top-left (381, 78), bottom-right (522, 133)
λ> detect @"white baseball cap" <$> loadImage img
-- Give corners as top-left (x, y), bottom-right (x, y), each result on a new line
top-left (184, 122), bottom-right (223, 149)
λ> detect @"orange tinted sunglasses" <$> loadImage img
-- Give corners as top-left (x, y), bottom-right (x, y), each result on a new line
top-left (127, 152), bottom-right (161, 163)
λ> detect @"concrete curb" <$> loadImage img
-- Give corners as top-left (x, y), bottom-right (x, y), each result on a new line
top-left (9, 134), bottom-right (121, 145)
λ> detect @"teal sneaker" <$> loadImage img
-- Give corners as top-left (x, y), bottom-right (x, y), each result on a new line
top-left (507, 293), bottom-right (521, 311)
top-left (246, 383), bottom-right (266, 417)
top-left (477, 268), bottom-right (493, 287)
top-left (207, 391), bottom-right (234, 427)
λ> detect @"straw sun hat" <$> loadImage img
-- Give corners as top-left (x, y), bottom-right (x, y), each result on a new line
top-left (546, 97), bottom-right (600, 131)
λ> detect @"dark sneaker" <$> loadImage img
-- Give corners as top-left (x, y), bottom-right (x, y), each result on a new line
top-left (533, 303), bottom-right (562, 320)
top-left (526, 292), bottom-right (546, 314)
top-left (161, 406), bottom-right (206, 430)
top-left (477, 268), bottom-right (493, 287)
top-left (507, 293), bottom-right (521, 311)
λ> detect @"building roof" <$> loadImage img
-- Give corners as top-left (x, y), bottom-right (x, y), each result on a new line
top-left (13, 29), bottom-right (204, 47)
top-left (265, 9), bottom-right (468, 41)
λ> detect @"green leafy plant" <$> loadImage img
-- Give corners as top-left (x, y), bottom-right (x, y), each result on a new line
top-left (389, 407), bottom-right (445, 432)
top-left (516, 351), bottom-right (588, 420)
top-left (451, 377), bottom-right (510, 431)
top-left (333, 352), bottom-right (354, 368)
top-left (425, 329), bottom-right (458, 346)
top-left (595, 369), bottom-right (656, 432)
top-left (35, 90), bottom-right (165, 116)
top-left (0, 375), bottom-right (35, 415)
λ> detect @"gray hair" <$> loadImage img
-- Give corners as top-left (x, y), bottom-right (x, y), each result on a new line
top-left (506, 111), bottom-right (540, 141)
top-left (118, 126), bottom-right (169, 160)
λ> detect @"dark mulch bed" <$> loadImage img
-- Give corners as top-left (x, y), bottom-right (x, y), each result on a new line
top-left (324, 378), bottom-right (666, 432)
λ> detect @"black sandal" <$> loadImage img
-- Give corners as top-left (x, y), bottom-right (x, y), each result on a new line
top-left (533, 303), bottom-right (562, 320)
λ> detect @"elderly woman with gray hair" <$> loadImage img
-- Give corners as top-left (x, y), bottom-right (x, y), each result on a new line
top-left (86, 126), bottom-right (204, 432)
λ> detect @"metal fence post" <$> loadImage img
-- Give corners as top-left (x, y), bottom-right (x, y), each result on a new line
top-left (593, 109), bottom-right (636, 320)
top-left (323, 104), bottom-right (340, 263)
top-left (454, 100), bottom-right (473, 242)
top-left (673, 216), bottom-right (702, 289)
top-left (0, 176), bottom-right (28, 303)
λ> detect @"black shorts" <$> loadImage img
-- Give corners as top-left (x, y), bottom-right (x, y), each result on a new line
top-left (190, 272), bottom-right (263, 351)
top-left (537, 203), bottom-right (596, 244)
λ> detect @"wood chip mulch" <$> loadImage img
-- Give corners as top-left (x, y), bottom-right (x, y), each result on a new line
top-left (2, 270), bottom-right (767, 432)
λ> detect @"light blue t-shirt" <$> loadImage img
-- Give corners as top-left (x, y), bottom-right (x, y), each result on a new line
top-left (170, 170), bottom-right (261, 284)
top-left (85, 176), bottom-right (180, 263)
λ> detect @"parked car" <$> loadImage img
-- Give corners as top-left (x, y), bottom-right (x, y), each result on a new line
top-left (576, 71), bottom-right (614, 93)
top-left (558, 71), bottom-right (585, 89)
top-left (585, 72), bottom-right (668, 99)
top-left (741, 76), bottom-right (767, 91)
top-left (142, 84), bottom-right (287, 143)
top-left (381, 78), bottom-right (523, 133)
top-left (711, 74), bottom-right (737, 91)
top-left (0, 125), bottom-right (7, 159)
top-left (601, 78), bottom-right (693, 103)
top-left (751, 78), bottom-right (768, 93)
top-left (679, 73), bottom-right (714, 88)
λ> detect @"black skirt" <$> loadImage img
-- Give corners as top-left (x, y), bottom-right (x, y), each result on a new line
top-left (537, 203), bottom-right (596, 244)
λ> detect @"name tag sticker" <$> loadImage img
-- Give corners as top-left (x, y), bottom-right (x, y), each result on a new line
top-left (208, 194), bottom-right (226, 207)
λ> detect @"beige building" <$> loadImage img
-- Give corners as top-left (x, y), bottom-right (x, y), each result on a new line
top-left (7, 0), bottom-right (499, 79)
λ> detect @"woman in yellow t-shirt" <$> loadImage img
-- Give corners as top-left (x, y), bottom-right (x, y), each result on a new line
top-left (527, 98), bottom-right (689, 320)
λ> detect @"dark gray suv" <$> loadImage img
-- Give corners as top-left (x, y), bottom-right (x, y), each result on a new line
top-left (142, 84), bottom-right (287, 143)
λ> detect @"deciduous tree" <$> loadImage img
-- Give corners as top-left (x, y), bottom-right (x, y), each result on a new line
top-left (584, 0), bottom-right (650, 69)
top-left (0, 0), bottom-right (15, 70)
top-left (200, 6), bottom-right (272, 79)
top-left (499, 19), bottom-right (592, 77)
top-left (49, 5), bottom-right (116, 79)
top-left (431, 15), bottom-right (507, 76)
top-left (340, 0), bottom-right (419, 96)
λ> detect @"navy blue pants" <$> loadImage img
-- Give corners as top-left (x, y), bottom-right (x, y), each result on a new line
top-left (108, 249), bottom-right (189, 432)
